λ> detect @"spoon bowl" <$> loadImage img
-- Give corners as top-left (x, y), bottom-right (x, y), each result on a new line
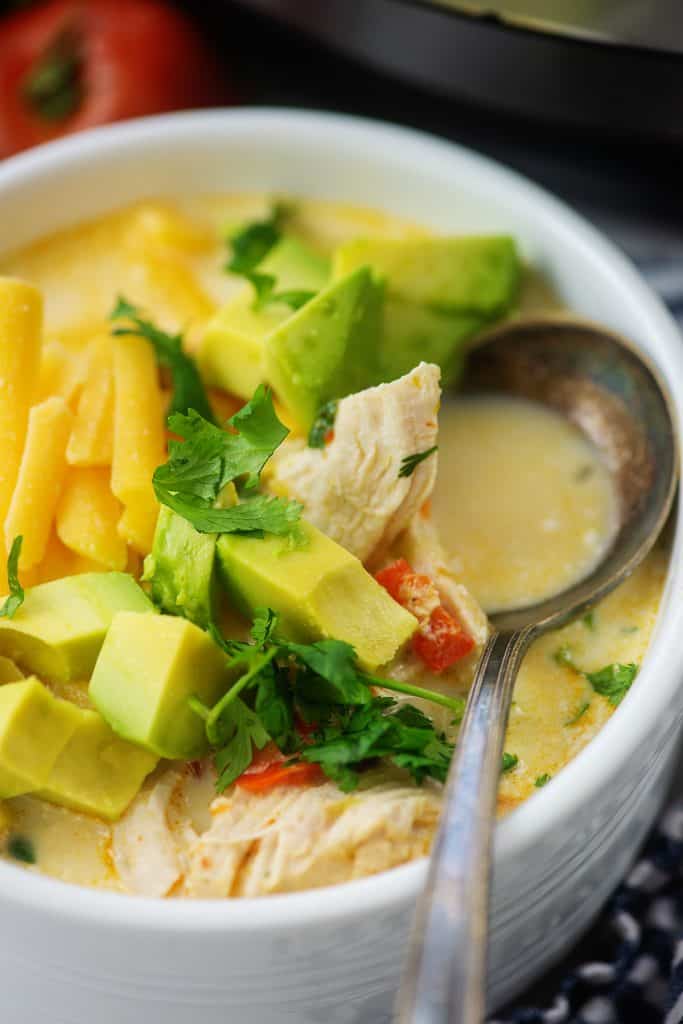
top-left (397, 316), bottom-right (678, 1024)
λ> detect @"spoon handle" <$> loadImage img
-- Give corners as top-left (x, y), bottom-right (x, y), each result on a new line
top-left (395, 627), bottom-right (534, 1024)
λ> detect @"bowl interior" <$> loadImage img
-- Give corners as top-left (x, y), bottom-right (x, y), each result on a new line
top-left (0, 108), bottom-right (681, 929)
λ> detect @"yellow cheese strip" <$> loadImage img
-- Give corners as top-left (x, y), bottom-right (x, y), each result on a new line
top-left (66, 337), bottom-right (114, 466)
top-left (36, 340), bottom-right (89, 409)
top-left (57, 468), bottom-right (127, 571)
top-left (111, 335), bottom-right (165, 555)
top-left (0, 279), bottom-right (43, 526)
top-left (5, 397), bottom-right (72, 570)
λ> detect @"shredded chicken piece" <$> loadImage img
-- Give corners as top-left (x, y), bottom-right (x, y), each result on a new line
top-left (269, 363), bottom-right (441, 564)
top-left (182, 780), bottom-right (440, 898)
top-left (112, 770), bottom-right (196, 898)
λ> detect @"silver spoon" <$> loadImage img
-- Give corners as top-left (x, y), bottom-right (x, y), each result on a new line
top-left (396, 316), bottom-right (679, 1024)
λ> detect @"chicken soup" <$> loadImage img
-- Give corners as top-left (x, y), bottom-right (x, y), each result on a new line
top-left (0, 197), bottom-right (666, 897)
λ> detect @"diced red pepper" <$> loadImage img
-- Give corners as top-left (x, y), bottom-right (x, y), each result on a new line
top-left (412, 605), bottom-right (475, 673)
top-left (240, 741), bottom-right (285, 777)
top-left (375, 558), bottom-right (474, 674)
top-left (237, 761), bottom-right (324, 794)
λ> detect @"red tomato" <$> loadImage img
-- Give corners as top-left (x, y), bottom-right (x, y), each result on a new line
top-left (0, 0), bottom-right (234, 158)
top-left (240, 741), bottom-right (286, 778)
top-left (237, 761), bottom-right (325, 794)
top-left (376, 558), bottom-right (474, 673)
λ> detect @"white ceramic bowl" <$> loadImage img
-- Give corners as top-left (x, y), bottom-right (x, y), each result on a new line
top-left (0, 109), bottom-right (681, 1024)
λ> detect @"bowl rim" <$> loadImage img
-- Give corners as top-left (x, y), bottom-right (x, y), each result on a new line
top-left (0, 106), bottom-right (681, 933)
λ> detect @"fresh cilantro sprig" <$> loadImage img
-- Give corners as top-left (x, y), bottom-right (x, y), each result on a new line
top-left (399, 446), bottom-right (438, 479)
top-left (585, 663), bottom-right (638, 706)
top-left (152, 386), bottom-right (302, 537)
top-left (226, 207), bottom-right (315, 312)
top-left (0, 536), bottom-right (24, 619)
top-left (109, 296), bottom-right (214, 423)
top-left (554, 643), bottom-right (638, 708)
top-left (191, 608), bottom-right (463, 793)
top-left (502, 752), bottom-right (518, 774)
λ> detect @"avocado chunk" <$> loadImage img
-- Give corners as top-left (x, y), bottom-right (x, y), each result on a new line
top-left (199, 236), bottom-right (330, 401)
top-left (144, 507), bottom-right (217, 628)
top-left (265, 267), bottom-right (384, 431)
top-left (89, 612), bottom-right (232, 760)
top-left (333, 236), bottom-right (520, 317)
top-left (0, 573), bottom-right (155, 684)
top-left (380, 297), bottom-right (485, 388)
top-left (39, 708), bottom-right (158, 821)
top-left (0, 677), bottom-right (82, 798)
top-left (216, 522), bottom-right (416, 671)
top-left (200, 292), bottom-right (288, 401)
top-left (259, 236), bottom-right (330, 293)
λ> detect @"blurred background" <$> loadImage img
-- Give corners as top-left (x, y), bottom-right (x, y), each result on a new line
top-left (2, 0), bottom-right (679, 312)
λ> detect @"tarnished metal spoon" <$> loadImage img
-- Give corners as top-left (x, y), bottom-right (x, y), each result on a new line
top-left (396, 316), bottom-right (679, 1024)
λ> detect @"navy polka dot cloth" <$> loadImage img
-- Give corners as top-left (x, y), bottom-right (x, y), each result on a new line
top-left (490, 237), bottom-right (683, 1024)
top-left (489, 800), bottom-right (683, 1024)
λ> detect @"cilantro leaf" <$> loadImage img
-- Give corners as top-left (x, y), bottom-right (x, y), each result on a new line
top-left (582, 610), bottom-right (596, 631)
top-left (109, 296), bottom-right (214, 423)
top-left (213, 698), bottom-right (270, 792)
top-left (250, 607), bottom-right (280, 648)
top-left (254, 670), bottom-right (296, 753)
top-left (502, 752), bottom-right (518, 773)
top-left (553, 643), bottom-right (577, 670)
top-left (227, 213), bottom-right (281, 277)
top-left (226, 207), bottom-right (315, 312)
top-left (227, 385), bottom-right (290, 488)
top-left (0, 537), bottom-right (24, 620)
top-left (287, 639), bottom-right (373, 705)
top-left (398, 446), bottom-right (438, 479)
top-left (564, 700), bottom-right (590, 726)
top-left (308, 400), bottom-right (338, 449)
top-left (152, 387), bottom-right (302, 537)
top-left (586, 662), bottom-right (638, 706)
top-left (535, 773), bottom-right (551, 788)
top-left (153, 487), bottom-right (302, 536)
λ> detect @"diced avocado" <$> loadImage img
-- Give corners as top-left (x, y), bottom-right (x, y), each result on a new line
top-left (333, 236), bottom-right (520, 317)
top-left (89, 612), bottom-right (232, 760)
top-left (39, 708), bottom-right (158, 821)
top-left (381, 296), bottom-right (485, 388)
top-left (265, 267), bottom-right (384, 431)
top-left (199, 236), bottom-right (330, 401)
top-left (0, 573), bottom-right (154, 684)
top-left (216, 522), bottom-right (416, 671)
top-left (0, 677), bottom-right (82, 798)
top-left (259, 236), bottom-right (330, 293)
top-left (200, 291), bottom-right (288, 400)
top-left (144, 507), bottom-right (217, 628)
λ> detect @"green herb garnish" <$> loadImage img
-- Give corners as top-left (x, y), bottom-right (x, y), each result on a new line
top-left (7, 834), bottom-right (35, 864)
top-left (553, 643), bottom-right (577, 670)
top-left (308, 400), bottom-right (338, 449)
top-left (582, 610), bottom-right (596, 631)
top-left (398, 446), bottom-right (438, 479)
top-left (192, 609), bottom-right (463, 793)
top-left (564, 700), bottom-right (590, 726)
top-left (534, 773), bottom-right (551, 788)
top-left (585, 663), bottom-right (638, 706)
top-left (502, 752), bottom-right (518, 774)
top-left (226, 207), bottom-right (315, 311)
top-left (110, 296), bottom-right (214, 423)
top-left (152, 386), bottom-right (302, 538)
top-left (0, 537), bottom-right (24, 620)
